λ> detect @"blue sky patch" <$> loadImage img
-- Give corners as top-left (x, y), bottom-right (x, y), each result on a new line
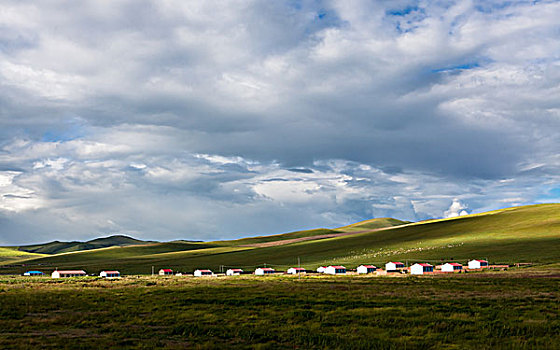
top-left (41, 118), bottom-right (88, 142)
top-left (538, 186), bottom-right (560, 202)
top-left (432, 62), bottom-right (481, 73)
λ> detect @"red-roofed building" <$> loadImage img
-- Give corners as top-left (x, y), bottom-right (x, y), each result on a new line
top-left (385, 262), bottom-right (405, 271)
top-left (287, 267), bottom-right (306, 274)
top-left (194, 269), bottom-right (213, 277)
top-left (226, 268), bottom-right (244, 276)
top-left (99, 270), bottom-right (120, 278)
top-left (468, 260), bottom-right (489, 269)
top-left (357, 265), bottom-right (377, 274)
top-left (410, 263), bottom-right (434, 275)
top-left (325, 266), bottom-right (346, 275)
top-left (255, 267), bottom-right (275, 275)
top-left (51, 270), bottom-right (87, 278)
top-left (159, 268), bottom-right (173, 276)
top-left (441, 263), bottom-right (463, 272)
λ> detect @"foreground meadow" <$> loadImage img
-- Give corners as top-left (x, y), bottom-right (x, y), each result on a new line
top-left (1, 268), bottom-right (559, 349)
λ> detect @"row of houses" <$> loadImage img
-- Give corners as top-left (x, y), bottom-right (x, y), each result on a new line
top-left (28, 270), bottom-right (122, 278)
top-left (23, 260), bottom-right (490, 278)
top-left (382, 259), bottom-right (489, 274)
top-left (160, 267), bottom-right (306, 276)
top-left (164, 259), bottom-right (489, 277)
top-left (314, 259), bottom-right (489, 275)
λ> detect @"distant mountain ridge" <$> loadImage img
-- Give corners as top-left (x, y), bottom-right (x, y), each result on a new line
top-left (12, 218), bottom-right (409, 256)
top-left (18, 235), bottom-right (151, 255)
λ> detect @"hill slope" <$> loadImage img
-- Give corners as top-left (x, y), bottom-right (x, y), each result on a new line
top-left (18, 235), bottom-right (150, 255)
top-left (337, 217), bottom-right (410, 232)
top-left (0, 247), bottom-right (46, 265)
top-left (2, 204), bottom-right (559, 274)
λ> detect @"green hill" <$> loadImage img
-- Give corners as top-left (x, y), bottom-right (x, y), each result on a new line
top-left (337, 217), bottom-right (410, 232)
top-left (214, 228), bottom-right (341, 246)
top-left (0, 247), bottom-right (45, 264)
top-left (2, 204), bottom-right (559, 274)
top-left (17, 235), bottom-right (150, 255)
top-left (215, 217), bottom-right (408, 247)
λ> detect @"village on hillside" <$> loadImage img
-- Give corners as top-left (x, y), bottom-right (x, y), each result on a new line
top-left (22, 259), bottom-right (515, 279)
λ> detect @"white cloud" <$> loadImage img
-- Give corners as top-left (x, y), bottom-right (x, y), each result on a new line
top-left (0, 171), bottom-right (44, 212)
top-left (0, 1), bottom-right (558, 243)
top-left (32, 158), bottom-right (68, 170)
top-left (0, 61), bottom-right (86, 100)
top-left (444, 198), bottom-right (469, 218)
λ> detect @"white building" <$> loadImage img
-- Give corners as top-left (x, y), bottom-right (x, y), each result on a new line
top-left (254, 267), bottom-right (275, 275)
top-left (357, 265), bottom-right (377, 274)
top-left (159, 269), bottom-right (173, 275)
top-left (194, 269), bottom-right (213, 277)
top-left (51, 270), bottom-right (87, 278)
top-left (99, 270), bottom-right (120, 278)
top-left (226, 268), bottom-right (243, 276)
top-left (468, 259), bottom-right (489, 269)
top-left (385, 262), bottom-right (405, 271)
top-left (441, 263), bottom-right (462, 272)
top-left (316, 266), bottom-right (327, 273)
top-left (410, 263), bottom-right (434, 275)
top-left (324, 266), bottom-right (346, 275)
top-left (287, 267), bottom-right (306, 274)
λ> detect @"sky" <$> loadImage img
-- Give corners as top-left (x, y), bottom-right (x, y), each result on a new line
top-left (0, 0), bottom-right (559, 245)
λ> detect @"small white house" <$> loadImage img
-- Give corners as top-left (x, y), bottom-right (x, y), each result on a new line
top-left (357, 265), bottom-right (377, 274)
top-left (468, 259), bottom-right (489, 269)
top-left (410, 263), bottom-right (434, 275)
top-left (324, 265), bottom-right (346, 275)
top-left (159, 269), bottom-right (173, 275)
top-left (385, 262), bottom-right (405, 271)
top-left (194, 269), bottom-right (213, 277)
top-left (226, 268), bottom-right (243, 276)
top-left (441, 263), bottom-right (462, 272)
top-left (287, 267), bottom-right (306, 274)
top-left (316, 266), bottom-right (327, 273)
top-left (99, 270), bottom-right (120, 278)
top-left (254, 267), bottom-right (275, 275)
top-left (51, 270), bottom-right (87, 278)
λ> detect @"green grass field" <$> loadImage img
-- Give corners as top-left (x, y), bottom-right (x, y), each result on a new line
top-left (0, 268), bottom-right (558, 349)
top-left (1, 204), bottom-right (559, 275)
top-left (1, 204), bottom-right (559, 349)
top-left (0, 247), bottom-right (45, 264)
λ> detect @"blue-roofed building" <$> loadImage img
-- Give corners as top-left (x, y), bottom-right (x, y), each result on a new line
top-left (23, 271), bottom-right (44, 276)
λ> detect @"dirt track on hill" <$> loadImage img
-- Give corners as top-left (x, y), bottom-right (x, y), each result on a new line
top-left (240, 226), bottom-right (397, 248)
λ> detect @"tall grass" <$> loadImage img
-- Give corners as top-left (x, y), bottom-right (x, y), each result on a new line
top-left (0, 273), bottom-right (558, 349)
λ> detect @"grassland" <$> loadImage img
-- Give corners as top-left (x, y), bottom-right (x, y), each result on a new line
top-left (16, 235), bottom-right (149, 255)
top-left (2, 204), bottom-right (559, 275)
top-left (0, 247), bottom-right (45, 264)
top-left (336, 217), bottom-right (410, 231)
top-left (0, 267), bottom-right (558, 349)
top-left (1, 205), bottom-right (558, 349)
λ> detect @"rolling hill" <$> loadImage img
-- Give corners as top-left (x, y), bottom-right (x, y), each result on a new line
top-left (336, 217), bottom-right (410, 231)
top-left (1, 204), bottom-right (559, 274)
top-left (0, 247), bottom-right (45, 264)
top-left (17, 235), bottom-right (150, 255)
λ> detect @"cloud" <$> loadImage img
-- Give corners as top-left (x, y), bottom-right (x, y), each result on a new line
top-left (0, 0), bottom-right (559, 244)
top-left (444, 199), bottom-right (469, 218)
